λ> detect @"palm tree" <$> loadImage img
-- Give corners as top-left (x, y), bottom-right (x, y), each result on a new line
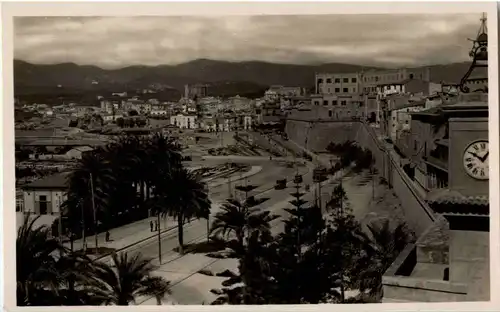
top-left (210, 198), bottom-right (278, 253)
top-left (87, 252), bottom-right (171, 305)
top-left (16, 214), bottom-right (64, 306)
top-left (55, 251), bottom-right (104, 305)
top-left (354, 219), bottom-right (413, 300)
top-left (66, 148), bottom-right (116, 249)
top-left (155, 167), bottom-right (211, 254)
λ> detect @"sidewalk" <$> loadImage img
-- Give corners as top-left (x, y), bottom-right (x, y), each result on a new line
top-left (65, 215), bottom-right (181, 255)
top-left (64, 165), bottom-right (261, 256)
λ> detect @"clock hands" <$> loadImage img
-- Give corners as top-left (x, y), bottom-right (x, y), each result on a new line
top-left (480, 151), bottom-right (489, 162)
top-left (468, 151), bottom-right (482, 160)
top-left (469, 151), bottom-right (489, 163)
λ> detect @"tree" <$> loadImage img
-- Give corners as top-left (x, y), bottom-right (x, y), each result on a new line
top-left (210, 197), bottom-right (278, 255)
top-left (353, 219), bottom-right (413, 300)
top-left (87, 252), bottom-right (171, 305)
top-left (154, 167), bottom-right (211, 254)
top-left (17, 214), bottom-right (64, 306)
top-left (55, 251), bottom-right (104, 305)
top-left (65, 147), bottom-right (115, 250)
top-left (325, 184), bottom-right (366, 302)
top-left (128, 109), bottom-right (139, 116)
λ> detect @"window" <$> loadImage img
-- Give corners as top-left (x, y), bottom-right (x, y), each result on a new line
top-left (341, 101), bottom-right (347, 106)
top-left (335, 78), bottom-right (341, 83)
top-left (317, 78), bottom-right (323, 83)
top-left (314, 101), bottom-right (320, 106)
top-left (328, 110), bottom-right (332, 117)
top-left (352, 88), bottom-right (357, 93)
top-left (351, 78), bottom-right (357, 83)
top-left (323, 100), bottom-right (328, 106)
top-left (16, 198), bottom-right (23, 212)
top-left (375, 76), bottom-right (379, 82)
top-left (393, 117), bottom-right (396, 120)
top-left (327, 88), bottom-right (331, 93)
top-left (343, 88), bottom-right (348, 93)
top-left (335, 88), bottom-right (340, 93)
top-left (405, 120), bottom-right (409, 124)
top-left (414, 141), bottom-right (418, 151)
top-left (326, 78), bottom-right (332, 83)
top-left (37, 195), bottom-right (50, 215)
top-left (332, 100), bottom-right (338, 105)
top-left (343, 78), bottom-right (349, 83)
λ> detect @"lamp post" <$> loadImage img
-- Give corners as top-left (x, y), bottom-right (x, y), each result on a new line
top-left (90, 173), bottom-right (98, 252)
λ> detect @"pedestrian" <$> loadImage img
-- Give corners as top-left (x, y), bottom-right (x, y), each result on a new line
top-left (150, 220), bottom-right (154, 232)
top-left (155, 220), bottom-right (158, 231)
top-left (105, 231), bottom-right (110, 242)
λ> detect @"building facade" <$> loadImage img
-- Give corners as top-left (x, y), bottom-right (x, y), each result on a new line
top-left (21, 172), bottom-right (69, 215)
top-left (170, 114), bottom-right (197, 129)
top-left (315, 72), bottom-right (361, 95)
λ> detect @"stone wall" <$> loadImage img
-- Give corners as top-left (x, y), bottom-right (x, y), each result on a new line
top-left (285, 118), bottom-right (435, 236)
top-left (285, 119), bottom-right (359, 152)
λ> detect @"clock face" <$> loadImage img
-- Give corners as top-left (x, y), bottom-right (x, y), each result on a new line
top-left (463, 140), bottom-right (489, 180)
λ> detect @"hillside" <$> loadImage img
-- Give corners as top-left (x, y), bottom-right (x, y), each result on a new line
top-left (13, 59), bottom-right (479, 104)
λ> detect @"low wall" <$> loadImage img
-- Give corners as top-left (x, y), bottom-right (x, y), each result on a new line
top-left (382, 244), bottom-right (468, 302)
top-left (285, 118), bottom-right (435, 236)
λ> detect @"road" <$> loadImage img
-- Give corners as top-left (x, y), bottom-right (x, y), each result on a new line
top-left (122, 159), bottom-right (313, 264)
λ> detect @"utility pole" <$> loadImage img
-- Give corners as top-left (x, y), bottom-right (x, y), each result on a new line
top-left (58, 196), bottom-right (63, 257)
top-left (81, 199), bottom-right (86, 253)
top-left (371, 164), bottom-right (375, 200)
top-left (157, 211), bottom-right (162, 264)
top-left (339, 161), bottom-right (345, 303)
top-left (206, 188), bottom-right (210, 243)
top-left (90, 173), bottom-right (98, 252)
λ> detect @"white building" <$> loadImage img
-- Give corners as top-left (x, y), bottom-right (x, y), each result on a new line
top-left (264, 90), bottom-right (279, 102)
top-left (65, 146), bottom-right (94, 160)
top-left (170, 114), bottom-right (197, 129)
top-left (150, 110), bottom-right (169, 117)
top-left (376, 79), bottom-right (441, 127)
top-left (20, 173), bottom-right (70, 232)
top-left (389, 103), bottom-right (426, 142)
top-left (243, 115), bottom-right (253, 130)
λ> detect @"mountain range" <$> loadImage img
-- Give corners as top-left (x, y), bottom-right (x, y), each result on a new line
top-left (14, 59), bottom-right (478, 101)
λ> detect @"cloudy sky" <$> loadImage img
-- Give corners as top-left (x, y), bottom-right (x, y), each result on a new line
top-left (14, 14), bottom-right (483, 69)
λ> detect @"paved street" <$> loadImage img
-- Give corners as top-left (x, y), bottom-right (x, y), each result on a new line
top-left (123, 160), bottom-right (311, 264)
top-left (137, 164), bottom-right (385, 305)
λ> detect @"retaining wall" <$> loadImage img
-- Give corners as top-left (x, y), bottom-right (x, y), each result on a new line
top-left (285, 119), bottom-right (435, 236)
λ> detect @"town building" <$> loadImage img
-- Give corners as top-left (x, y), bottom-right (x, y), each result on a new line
top-left (20, 171), bottom-right (70, 220)
top-left (170, 113), bottom-right (197, 129)
top-left (375, 78), bottom-right (442, 127)
top-left (65, 146), bottom-right (94, 160)
top-left (184, 84), bottom-right (208, 99)
top-left (315, 72), bottom-right (361, 95)
top-left (257, 101), bottom-right (282, 125)
top-left (76, 106), bottom-right (99, 117)
top-left (384, 95), bottom-right (426, 142)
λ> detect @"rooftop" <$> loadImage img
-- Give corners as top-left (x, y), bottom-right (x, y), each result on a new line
top-left (22, 172), bottom-right (71, 190)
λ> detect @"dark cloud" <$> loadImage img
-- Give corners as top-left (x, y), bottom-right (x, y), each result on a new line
top-left (14, 14), bottom-right (483, 68)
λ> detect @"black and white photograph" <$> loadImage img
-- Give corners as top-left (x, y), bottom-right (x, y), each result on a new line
top-left (2, 1), bottom-right (498, 308)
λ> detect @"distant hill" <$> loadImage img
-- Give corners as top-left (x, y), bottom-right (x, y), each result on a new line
top-left (13, 59), bottom-right (481, 104)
